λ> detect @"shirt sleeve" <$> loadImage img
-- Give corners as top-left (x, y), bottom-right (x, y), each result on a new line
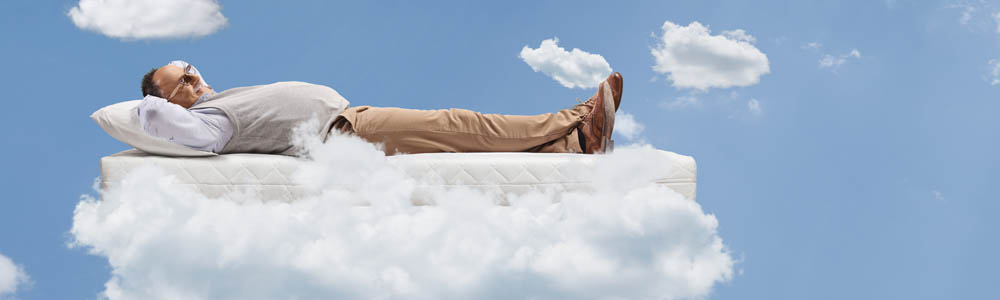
top-left (137, 95), bottom-right (233, 153)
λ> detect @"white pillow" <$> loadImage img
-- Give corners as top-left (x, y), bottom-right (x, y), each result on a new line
top-left (91, 100), bottom-right (217, 157)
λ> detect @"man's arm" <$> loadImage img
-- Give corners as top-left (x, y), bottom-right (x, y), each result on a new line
top-left (138, 95), bottom-right (233, 152)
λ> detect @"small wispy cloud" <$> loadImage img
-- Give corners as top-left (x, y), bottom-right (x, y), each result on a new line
top-left (722, 29), bottom-right (756, 43)
top-left (819, 48), bottom-right (862, 71)
top-left (660, 95), bottom-right (701, 111)
top-left (801, 41), bottom-right (862, 72)
top-left (932, 190), bottom-right (946, 202)
top-left (946, 1), bottom-right (1000, 31)
top-left (661, 91), bottom-right (765, 120)
top-left (747, 98), bottom-right (763, 116)
top-left (802, 42), bottom-right (823, 50)
top-left (994, 12), bottom-right (1000, 33)
top-left (650, 21), bottom-right (771, 91)
top-left (0, 253), bottom-right (30, 298)
top-left (520, 38), bottom-right (612, 89)
top-left (944, 2), bottom-right (1000, 86)
top-left (68, 0), bottom-right (228, 40)
top-left (957, 4), bottom-right (977, 25)
top-left (613, 111), bottom-right (645, 141)
top-left (987, 59), bottom-right (1000, 85)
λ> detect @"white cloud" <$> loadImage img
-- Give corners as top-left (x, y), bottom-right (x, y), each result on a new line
top-left (802, 42), bottom-right (822, 50)
top-left (650, 21), bottom-right (771, 91)
top-left (613, 111), bottom-right (645, 141)
top-left (957, 4), bottom-right (976, 25)
top-left (722, 29), bottom-right (756, 43)
top-left (747, 98), bottom-right (763, 116)
top-left (660, 95), bottom-right (701, 111)
top-left (994, 12), bottom-right (1000, 33)
top-left (946, 2), bottom-right (1000, 30)
top-left (0, 253), bottom-right (29, 297)
top-left (932, 190), bottom-right (946, 202)
top-left (818, 55), bottom-right (843, 68)
top-left (519, 38), bottom-right (613, 89)
top-left (988, 59), bottom-right (1000, 85)
top-left (71, 123), bottom-right (734, 299)
top-left (819, 48), bottom-right (862, 71)
top-left (68, 0), bottom-right (228, 40)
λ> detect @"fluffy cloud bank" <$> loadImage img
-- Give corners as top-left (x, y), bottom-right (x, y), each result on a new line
top-left (68, 0), bottom-right (228, 40)
top-left (0, 253), bottom-right (29, 297)
top-left (651, 21), bottom-right (770, 91)
top-left (72, 127), bottom-right (734, 299)
top-left (520, 38), bottom-right (613, 89)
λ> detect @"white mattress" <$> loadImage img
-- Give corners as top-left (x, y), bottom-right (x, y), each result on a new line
top-left (101, 149), bottom-right (697, 202)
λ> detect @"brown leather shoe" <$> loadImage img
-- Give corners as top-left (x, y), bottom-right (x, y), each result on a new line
top-left (579, 80), bottom-right (616, 154)
top-left (606, 72), bottom-right (623, 111)
top-left (583, 72), bottom-right (623, 111)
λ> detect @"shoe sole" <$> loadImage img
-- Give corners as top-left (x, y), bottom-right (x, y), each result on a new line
top-left (601, 81), bottom-right (615, 153)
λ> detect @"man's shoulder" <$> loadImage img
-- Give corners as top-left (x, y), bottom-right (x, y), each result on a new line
top-left (212, 81), bottom-right (340, 99)
top-left (214, 81), bottom-right (317, 94)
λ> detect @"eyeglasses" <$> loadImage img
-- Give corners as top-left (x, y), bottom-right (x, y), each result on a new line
top-left (166, 64), bottom-right (198, 100)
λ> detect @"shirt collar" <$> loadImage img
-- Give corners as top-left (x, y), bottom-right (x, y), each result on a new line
top-left (192, 91), bottom-right (215, 107)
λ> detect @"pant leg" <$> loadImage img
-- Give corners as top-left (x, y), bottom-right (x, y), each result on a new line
top-left (332, 103), bottom-right (590, 155)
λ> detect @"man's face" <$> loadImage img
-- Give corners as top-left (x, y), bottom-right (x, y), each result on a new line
top-left (152, 64), bottom-right (213, 108)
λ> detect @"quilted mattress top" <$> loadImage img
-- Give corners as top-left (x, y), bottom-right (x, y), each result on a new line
top-left (101, 149), bottom-right (697, 202)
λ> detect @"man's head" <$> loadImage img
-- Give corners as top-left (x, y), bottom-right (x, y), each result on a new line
top-left (140, 63), bottom-right (213, 108)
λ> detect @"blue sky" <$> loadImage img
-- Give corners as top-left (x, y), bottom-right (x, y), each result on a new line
top-left (1, 0), bottom-right (999, 299)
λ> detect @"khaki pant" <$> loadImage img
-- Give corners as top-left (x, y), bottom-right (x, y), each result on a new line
top-left (331, 102), bottom-right (590, 155)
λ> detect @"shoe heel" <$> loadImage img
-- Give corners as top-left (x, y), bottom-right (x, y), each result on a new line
top-left (602, 82), bottom-right (616, 154)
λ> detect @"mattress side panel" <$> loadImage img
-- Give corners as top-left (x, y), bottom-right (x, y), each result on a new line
top-left (100, 151), bottom-right (698, 202)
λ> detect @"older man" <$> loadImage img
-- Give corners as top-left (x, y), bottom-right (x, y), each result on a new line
top-left (138, 60), bottom-right (621, 156)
